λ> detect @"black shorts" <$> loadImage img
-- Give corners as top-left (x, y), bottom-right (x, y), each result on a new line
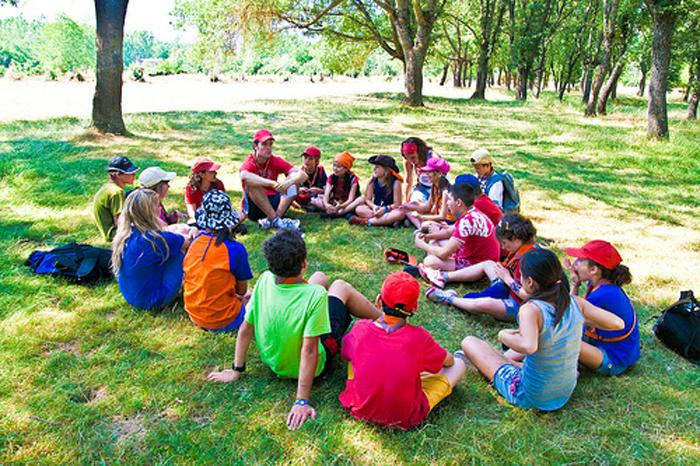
top-left (319, 296), bottom-right (352, 374)
top-left (243, 192), bottom-right (281, 221)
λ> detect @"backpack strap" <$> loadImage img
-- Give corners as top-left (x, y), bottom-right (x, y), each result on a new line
top-left (585, 311), bottom-right (637, 343)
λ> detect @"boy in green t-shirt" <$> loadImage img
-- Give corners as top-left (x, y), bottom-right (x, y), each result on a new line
top-left (92, 156), bottom-right (139, 242)
top-left (208, 229), bottom-right (381, 430)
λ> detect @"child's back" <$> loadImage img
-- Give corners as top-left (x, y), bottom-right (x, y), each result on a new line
top-left (339, 319), bottom-right (447, 429)
top-left (93, 182), bottom-right (124, 241)
top-left (452, 207), bottom-right (500, 266)
top-left (518, 299), bottom-right (584, 411)
top-left (183, 233), bottom-right (252, 330)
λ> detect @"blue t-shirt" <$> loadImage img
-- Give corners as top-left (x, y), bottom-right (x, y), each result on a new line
top-left (118, 228), bottom-right (185, 310)
top-left (585, 284), bottom-right (640, 368)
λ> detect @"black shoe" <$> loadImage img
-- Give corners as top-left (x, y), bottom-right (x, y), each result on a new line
top-left (403, 265), bottom-right (420, 278)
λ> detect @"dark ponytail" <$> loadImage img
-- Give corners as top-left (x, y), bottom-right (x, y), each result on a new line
top-left (587, 260), bottom-right (632, 287)
top-left (521, 249), bottom-right (571, 326)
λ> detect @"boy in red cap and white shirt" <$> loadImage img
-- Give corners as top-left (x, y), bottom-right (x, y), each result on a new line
top-left (295, 146), bottom-right (328, 212)
top-left (240, 129), bottom-right (308, 232)
top-left (339, 272), bottom-right (467, 429)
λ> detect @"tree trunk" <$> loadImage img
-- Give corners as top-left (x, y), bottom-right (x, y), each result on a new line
top-left (534, 46), bottom-right (548, 98)
top-left (453, 60), bottom-right (463, 87)
top-left (611, 76), bottom-right (618, 100)
top-left (637, 59), bottom-right (647, 96)
top-left (439, 62), bottom-right (449, 86)
top-left (403, 49), bottom-right (425, 106)
top-left (516, 65), bottom-right (529, 100)
top-left (582, 67), bottom-right (594, 103)
top-left (647, 7), bottom-right (676, 139)
top-left (598, 61), bottom-right (625, 115)
top-left (466, 61), bottom-right (472, 88)
top-left (687, 56), bottom-right (700, 120)
top-left (92, 0), bottom-right (129, 135)
top-left (683, 64), bottom-right (693, 102)
top-left (586, 0), bottom-right (619, 116)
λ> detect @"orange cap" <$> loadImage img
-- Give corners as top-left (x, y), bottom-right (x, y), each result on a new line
top-left (335, 151), bottom-right (355, 170)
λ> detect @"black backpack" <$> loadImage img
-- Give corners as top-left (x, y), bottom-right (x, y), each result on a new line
top-left (26, 241), bottom-right (113, 284)
top-left (653, 290), bottom-right (700, 366)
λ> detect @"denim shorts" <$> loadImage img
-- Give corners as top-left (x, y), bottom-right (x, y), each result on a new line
top-left (492, 363), bottom-right (524, 407)
top-left (243, 193), bottom-right (281, 221)
top-left (595, 347), bottom-right (630, 376)
top-left (502, 296), bottom-right (521, 317)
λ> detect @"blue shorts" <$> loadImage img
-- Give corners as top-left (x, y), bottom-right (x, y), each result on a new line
top-left (196, 306), bottom-right (246, 333)
top-left (243, 193), bottom-right (281, 221)
top-left (595, 347), bottom-right (630, 376)
top-left (492, 363), bottom-right (524, 407)
top-left (464, 280), bottom-right (521, 317)
top-left (502, 296), bottom-right (520, 317)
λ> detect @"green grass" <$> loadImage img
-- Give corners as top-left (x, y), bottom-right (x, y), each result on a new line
top-left (1, 90), bottom-right (699, 464)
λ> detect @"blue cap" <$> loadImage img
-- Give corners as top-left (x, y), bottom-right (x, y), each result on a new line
top-left (454, 173), bottom-right (479, 188)
top-left (108, 156), bottom-right (139, 174)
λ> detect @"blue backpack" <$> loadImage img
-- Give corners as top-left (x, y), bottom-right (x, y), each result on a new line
top-left (26, 242), bottom-right (113, 283)
top-left (485, 171), bottom-right (520, 213)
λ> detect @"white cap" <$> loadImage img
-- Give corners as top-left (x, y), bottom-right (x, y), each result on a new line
top-left (139, 166), bottom-right (176, 189)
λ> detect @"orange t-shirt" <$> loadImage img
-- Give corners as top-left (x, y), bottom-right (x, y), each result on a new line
top-left (183, 234), bottom-right (253, 329)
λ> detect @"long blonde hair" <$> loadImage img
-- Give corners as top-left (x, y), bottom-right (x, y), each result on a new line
top-left (111, 189), bottom-right (170, 275)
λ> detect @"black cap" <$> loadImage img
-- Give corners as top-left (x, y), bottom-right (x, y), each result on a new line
top-left (108, 156), bottom-right (138, 174)
top-left (368, 154), bottom-right (400, 173)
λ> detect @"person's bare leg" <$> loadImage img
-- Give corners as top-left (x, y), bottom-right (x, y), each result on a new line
top-left (439, 358), bottom-right (467, 387)
top-left (246, 185), bottom-right (277, 220)
top-left (308, 271), bottom-right (329, 290)
top-left (579, 341), bottom-right (604, 370)
top-left (444, 261), bottom-right (491, 283)
top-left (406, 212), bottom-right (421, 229)
top-left (449, 297), bottom-right (513, 321)
top-left (355, 205), bottom-right (373, 218)
top-left (423, 255), bottom-right (457, 271)
top-left (276, 185), bottom-right (298, 217)
top-left (338, 196), bottom-right (365, 216)
top-left (309, 197), bottom-right (325, 210)
top-left (369, 209), bottom-right (405, 226)
top-left (328, 279), bottom-right (382, 320)
top-left (461, 336), bottom-right (511, 381)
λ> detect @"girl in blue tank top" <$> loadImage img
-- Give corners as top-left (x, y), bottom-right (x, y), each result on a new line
top-left (460, 249), bottom-right (624, 411)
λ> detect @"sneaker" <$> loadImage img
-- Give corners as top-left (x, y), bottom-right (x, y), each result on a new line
top-left (418, 264), bottom-right (446, 288)
top-left (348, 215), bottom-right (369, 226)
top-left (257, 218), bottom-right (273, 230)
top-left (272, 217), bottom-right (302, 231)
top-left (426, 287), bottom-right (458, 304)
top-left (454, 350), bottom-right (469, 364)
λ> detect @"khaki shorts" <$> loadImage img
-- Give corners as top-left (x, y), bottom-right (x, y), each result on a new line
top-left (421, 373), bottom-right (452, 410)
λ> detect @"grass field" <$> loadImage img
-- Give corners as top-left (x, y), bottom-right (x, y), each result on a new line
top-left (1, 89), bottom-right (699, 464)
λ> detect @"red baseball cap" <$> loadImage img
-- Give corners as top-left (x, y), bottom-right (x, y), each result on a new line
top-left (253, 129), bottom-right (275, 144)
top-left (191, 157), bottom-right (222, 174)
top-left (301, 146), bottom-right (321, 158)
top-left (566, 240), bottom-right (623, 270)
top-left (381, 272), bottom-right (420, 315)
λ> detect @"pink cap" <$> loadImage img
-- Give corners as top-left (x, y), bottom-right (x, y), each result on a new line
top-left (191, 157), bottom-right (222, 174)
top-left (302, 146), bottom-right (321, 158)
top-left (419, 157), bottom-right (450, 175)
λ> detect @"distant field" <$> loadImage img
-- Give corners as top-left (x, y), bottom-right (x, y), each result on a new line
top-left (1, 88), bottom-right (698, 463)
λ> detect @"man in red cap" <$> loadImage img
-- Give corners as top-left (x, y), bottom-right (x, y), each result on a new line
top-left (338, 272), bottom-right (467, 429)
top-left (240, 129), bottom-right (308, 231)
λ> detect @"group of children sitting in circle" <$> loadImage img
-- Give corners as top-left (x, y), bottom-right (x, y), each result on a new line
top-left (91, 130), bottom-right (641, 430)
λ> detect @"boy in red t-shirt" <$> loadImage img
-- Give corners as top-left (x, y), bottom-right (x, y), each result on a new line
top-left (339, 272), bottom-right (466, 429)
top-left (415, 183), bottom-right (500, 284)
top-left (240, 129), bottom-right (308, 232)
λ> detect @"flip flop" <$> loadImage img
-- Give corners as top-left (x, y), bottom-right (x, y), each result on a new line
top-left (384, 248), bottom-right (418, 266)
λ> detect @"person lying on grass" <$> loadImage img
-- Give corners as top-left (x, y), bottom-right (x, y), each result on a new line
top-left (240, 129), bottom-right (306, 233)
top-left (426, 214), bottom-right (539, 322)
top-left (348, 155), bottom-right (406, 227)
top-left (183, 190), bottom-right (252, 333)
top-left (93, 155), bottom-right (138, 242)
top-left (338, 271), bottom-right (467, 430)
top-left (294, 146), bottom-right (327, 212)
top-left (461, 248), bottom-right (624, 412)
top-left (415, 182), bottom-right (499, 280)
top-left (208, 229), bottom-right (381, 430)
top-left (111, 189), bottom-right (192, 310)
top-left (565, 240), bottom-right (640, 376)
top-left (319, 151), bottom-right (364, 219)
top-left (402, 156), bottom-right (453, 230)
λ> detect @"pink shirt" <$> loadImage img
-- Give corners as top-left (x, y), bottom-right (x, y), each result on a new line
top-left (451, 207), bottom-right (500, 266)
top-left (339, 320), bottom-right (447, 429)
top-left (240, 153), bottom-right (294, 196)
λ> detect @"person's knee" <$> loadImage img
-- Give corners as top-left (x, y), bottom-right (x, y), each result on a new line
top-left (328, 279), bottom-right (351, 300)
top-left (424, 255), bottom-right (441, 269)
top-left (309, 271), bottom-right (328, 288)
top-left (461, 335), bottom-right (481, 353)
